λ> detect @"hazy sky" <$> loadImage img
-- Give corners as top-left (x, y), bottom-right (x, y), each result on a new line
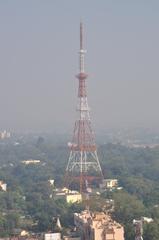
top-left (0, 1), bottom-right (159, 132)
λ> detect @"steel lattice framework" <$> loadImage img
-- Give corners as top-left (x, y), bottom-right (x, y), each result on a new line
top-left (65, 23), bottom-right (103, 193)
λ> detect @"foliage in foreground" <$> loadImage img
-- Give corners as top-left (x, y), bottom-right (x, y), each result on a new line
top-left (0, 139), bottom-right (159, 238)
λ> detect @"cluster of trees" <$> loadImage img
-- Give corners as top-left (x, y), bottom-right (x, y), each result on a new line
top-left (0, 137), bottom-right (82, 236)
top-left (0, 137), bottom-right (159, 238)
top-left (100, 143), bottom-right (159, 240)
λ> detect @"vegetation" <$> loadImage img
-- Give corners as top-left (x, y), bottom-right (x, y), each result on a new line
top-left (0, 137), bottom-right (159, 238)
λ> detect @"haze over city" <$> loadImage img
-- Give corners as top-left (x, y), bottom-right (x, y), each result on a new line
top-left (0, 1), bottom-right (159, 132)
top-left (1, 2), bottom-right (159, 239)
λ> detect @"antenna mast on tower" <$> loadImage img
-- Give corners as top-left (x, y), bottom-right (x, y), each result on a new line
top-left (65, 23), bottom-right (103, 193)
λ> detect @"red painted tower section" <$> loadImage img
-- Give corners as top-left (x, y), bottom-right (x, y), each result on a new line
top-left (65, 23), bottom-right (103, 193)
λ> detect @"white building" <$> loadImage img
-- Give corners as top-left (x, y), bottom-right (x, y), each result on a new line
top-left (0, 130), bottom-right (11, 139)
top-left (21, 159), bottom-right (41, 165)
top-left (55, 188), bottom-right (82, 203)
top-left (45, 233), bottom-right (61, 240)
top-left (99, 179), bottom-right (118, 189)
top-left (0, 181), bottom-right (7, 191)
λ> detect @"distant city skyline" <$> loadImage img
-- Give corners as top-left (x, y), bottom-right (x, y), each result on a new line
top-left (0, 1), bottom-right (159, 132)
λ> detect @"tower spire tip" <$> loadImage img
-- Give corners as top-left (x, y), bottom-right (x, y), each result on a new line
top-left (80, 22), bottom-right (83, 50)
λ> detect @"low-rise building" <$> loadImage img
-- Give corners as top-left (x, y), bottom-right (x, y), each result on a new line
top-left (55, 188), bottom-right (82, 204)
top-left (66, 193), bottom-right (82, 203)
top-left (141, 217), bottom-right (153, 223)
top-left (99, 179), bottom-right (118, 189)
top-left (21, 159), bottom-right (41, 165)
top-left (63, 237), bottom-right (80, 240)
top-left (0, 181), bottom-right (7, 191)
top-left (49, 179), bottom-right (55, 186)
top-left (0, 130), bottom-right (11, 139)
top-left (44, 233), bottom-right (61, 240)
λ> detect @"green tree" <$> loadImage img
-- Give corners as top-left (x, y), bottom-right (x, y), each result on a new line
top-left (113, 191), bottom-right (146, 224)
top-left (144, 221), bottom-right (159, 240)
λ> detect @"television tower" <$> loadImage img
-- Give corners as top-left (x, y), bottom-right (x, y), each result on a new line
top-left (65, 23), bottom-right (103, 193)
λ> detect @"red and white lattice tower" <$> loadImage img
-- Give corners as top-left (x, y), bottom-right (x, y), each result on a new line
top-left (65, 23), bottom-right (103, 193)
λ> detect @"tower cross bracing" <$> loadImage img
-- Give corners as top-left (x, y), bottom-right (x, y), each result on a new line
top-left (65, 23), bottom-right (103, 193)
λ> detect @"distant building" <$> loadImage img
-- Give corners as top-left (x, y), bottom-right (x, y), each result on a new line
top-left (74, 210), bottom-right (124, 240)
top-left (0, 130), bottom-right (11, 139)
top-left (141, 217), bottom-right (153, 223)
top-left (66, 193), bottom-right (82, 203)
top-left (0, 181), bottom-right (7, 191)
top-left (99, 179), bottom-right (118, 189)
top-left (20, 230), bottom-right (29, 237)
top-left (63, 237), bottom-right (80, 240)
top-left (44, 233), bottom-right (61, 240)
top-left (21, 159), bottom-right (41, 165)
top-left (49, 179), bottom-right (55, 186)
top-left (55, 188), bottom-right (82, 203)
